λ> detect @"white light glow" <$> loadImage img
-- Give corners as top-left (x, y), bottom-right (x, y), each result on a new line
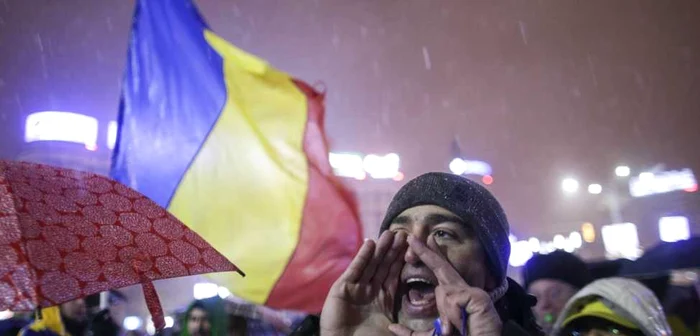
top-left (25, 111), bottom-right (98, 148)
top-left (527, 237), bottom-right (540, 253)
top-left (218, 286), bottom-right (231, 299)
top-left (562, 178), bottom-right (579, 193)
top-left (146, 318), bottom-right (155, 335)
top-left (123, 316), bottom-right (142, 331)
top-left (449, 158), bottom-right (467, 175)
top-left (659, 216), bottom-right (690, 243)
top-left (553, 234), bottom-right (566, 249)
top-left (629, 169), bottom-right (697, 197)
top-left (615, 166), bottom-right (631, 177)
top-left (0, 310), bottom-right (13, 321)
top-left (509, 240), bottom-right (534, 267)
top-left (107, 121), bottom-right (118, 150)
top-left (602, 223), bottom-right (641, 260)
top-left (164, 316), bottom-right (174, 328)
top-left (328, 152), bottom-right (365, 180)
top-left (569, 231), bottom-right (583, 249)
top-left (193, 283), bottom-right (219, 300)
top-left (509, 234), bottom-right (517, 244)
top-left (363, 153), bottom-right (400, 179)
top-left (588, 183), bottom-right (602, 195)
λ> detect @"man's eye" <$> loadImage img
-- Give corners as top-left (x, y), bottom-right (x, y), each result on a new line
top-left (433, 229), bottom-right (455, 239)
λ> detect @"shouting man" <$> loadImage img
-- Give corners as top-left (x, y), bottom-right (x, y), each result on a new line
top-left (320, 172), bottom-right (542, 335)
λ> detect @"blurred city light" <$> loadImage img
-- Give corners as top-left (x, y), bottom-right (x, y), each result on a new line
top-left (615, 166), bottom-right (631, 177)
top-left (629, 168), bottom-right (697, 197)
top-left (569, 231), bottom-right (583, 249)
top-left (363, 153), bottom-right (401, 179)
top-left (527, 237), bottom-right (540, 253)
top-left (328, 152), bottom-right (365, 180)
top-left (508, 234), bottom-right (517, 244)
top-left (482, 175), bottom-right (494, 185)
top-left (25, 111), bottom-right (98, 149)
top-left (329, 152), bottom-right (402, 180)
top-left (552, 234), bottom-right (566, 249)
top-left (0, 310), bottom-right (13, 321)
top-left (123, 316), bottom-right (142, 331)
top-left (601, 223), bottom-right (641, 260)
top-left (659, 216), bottom-right (690, 243)
top-left (164, 316), bottom-right (175, 328)
top-left (581, 222), bottom-right (596, 243)
top-left (193, 282), bottom-right (219, 300)
top-left (449, 158), bottom-right (467, 175)
top-left (587, 183), bottom-right (602, 195)
top-left (218, 286), bottom-right (231, 299)
top-left (639, 172), bottom-right (654, 181)
top-left (449, 158), bottom-right (492, 176)
top-left (562, 178), bottom-right (579, 193)
top-left (107, 121), bottom-right (118, 150)
top-left (509, 240), bottom-right (534, 267)
top-left (146, 319), bottom-right (155, 335)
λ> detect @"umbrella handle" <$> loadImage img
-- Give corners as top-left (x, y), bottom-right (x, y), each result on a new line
top-left (142, 280), bottom-right (166, 331)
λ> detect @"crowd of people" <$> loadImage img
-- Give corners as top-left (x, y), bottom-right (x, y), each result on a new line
top-left (1, 172), bottom-right (698, 335)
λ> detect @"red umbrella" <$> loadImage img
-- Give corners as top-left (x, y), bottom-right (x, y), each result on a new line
top-left (0, 160), bottom-right (244, 331)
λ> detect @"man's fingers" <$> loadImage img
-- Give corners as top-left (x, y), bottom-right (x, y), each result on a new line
top-left (372, 231), bottom-right (408, 287)
top-left (359, 231), bottom-right (395, 283)
top-left (407, 235), bottom-right (464, 285)
top-left (388, 324), bottom-right (433, 336)
top-left (340, 239), bottom-right (376, 283)
top-left (436, 285), bottom-right (500, 335)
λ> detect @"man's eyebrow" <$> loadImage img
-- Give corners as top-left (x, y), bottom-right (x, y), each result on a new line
top-left (392, 215), bottom-right (411, 225)
top-left (390, 213), bottom-right (466, 226)
top-left (423, 213), bottom-right (465, 226)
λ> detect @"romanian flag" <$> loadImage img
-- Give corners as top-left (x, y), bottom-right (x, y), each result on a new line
top-left (111, 0), bottom-right (362, 313)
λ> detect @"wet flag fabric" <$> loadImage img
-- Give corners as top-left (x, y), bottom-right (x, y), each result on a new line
top-left (111, 0), bottom-right (362, 313)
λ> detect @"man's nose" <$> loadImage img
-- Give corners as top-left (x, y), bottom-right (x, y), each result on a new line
top-left (403, 229), bottom-right (435, 264)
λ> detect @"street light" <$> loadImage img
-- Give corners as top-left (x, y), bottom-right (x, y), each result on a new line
top-left (615, 166), bottom-right (631, 177)
top-left (562, 178), bottom-right (579, 193)
top-left (588, 183), bottom-right (602, 195)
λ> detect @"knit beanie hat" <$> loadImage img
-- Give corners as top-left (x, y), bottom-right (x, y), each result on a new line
top-left (523, 250), bottom-right (592, 290)
top-left (379, 172), bottom-right (511, 296)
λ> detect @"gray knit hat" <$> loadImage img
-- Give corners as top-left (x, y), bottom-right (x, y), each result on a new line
top-left (379, 172), bottom-right (511, 293)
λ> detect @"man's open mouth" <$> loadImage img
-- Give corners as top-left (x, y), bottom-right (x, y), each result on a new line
top-left (400, 275), bottom-right (438, 318)
top-left (406, 277), bottom-right (436, 305)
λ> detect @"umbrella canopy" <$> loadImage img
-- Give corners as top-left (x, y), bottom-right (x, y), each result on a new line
top-left (0, 160), bottom-right (243, 330)
top-left (620, 236), bottom-right (700, 277)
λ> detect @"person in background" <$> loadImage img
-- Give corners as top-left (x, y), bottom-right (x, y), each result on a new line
top-left (180, 298), bottom-right (228, 336)
top-left (86, 290), bottom-right (129, 336)
top-left (19, 298), bottom-right (89, 336)
top-left (523, 250), bottom-right (592, 334)
top-left (551, 277), bottom-right (672, 336)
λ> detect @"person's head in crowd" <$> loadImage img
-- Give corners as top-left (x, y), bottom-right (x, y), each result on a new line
top-left (107, 290), bottom-right (129, 329)
top-left (181, 298), bottom-right (229, 336)
top-left (552, 277), bottom-right (672, 336)
top-left (379, 172), bottom-right (541, 334)
top-left (228, 315), bottom-right (248, 336)
top-left (60, 298), bottom-right (88, 335)
top-left (523, 250), bottom-right (592, 333)
top-left (587, 259), bottom-right (632, 280)
top-left (183, 301), bottom-right (212, 336)
top-left (18, 299), bottom-right (89, 336)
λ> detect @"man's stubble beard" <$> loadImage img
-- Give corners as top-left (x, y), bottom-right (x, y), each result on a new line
top-left (398, 313), bottom-right (434, 332)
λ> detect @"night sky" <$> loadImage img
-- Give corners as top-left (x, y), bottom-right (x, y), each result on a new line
top-left (2, 0), bottom-right (700, 242)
